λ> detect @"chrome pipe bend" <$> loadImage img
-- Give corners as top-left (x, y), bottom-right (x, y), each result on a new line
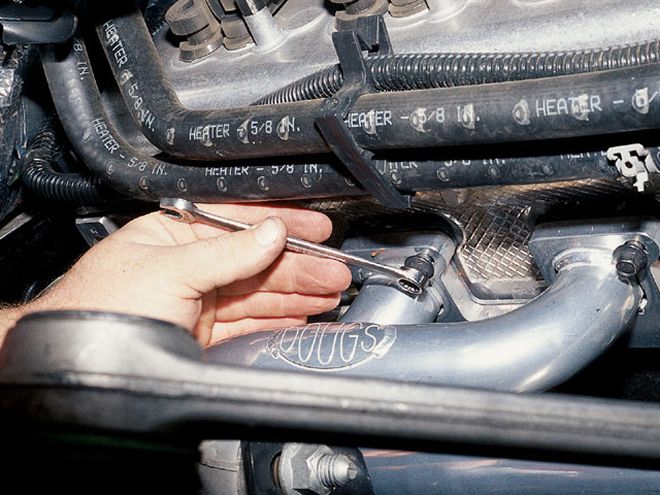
top-left (207, 259), bottom-right (641, 392)
top-left (420, 261), bottom-right (641, 391)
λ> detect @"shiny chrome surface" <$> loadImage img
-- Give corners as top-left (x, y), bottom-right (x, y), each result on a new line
top-left (208, 254), bottom-right (641, 391)
top-left (340, 283), bottom-right (443, 325)
top-left (340, 231), bottom-right (455, 324)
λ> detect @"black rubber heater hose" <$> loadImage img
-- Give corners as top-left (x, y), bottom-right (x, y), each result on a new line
top-left (39, 39), bottom-right (362, 202)
top-left (40, 38), bottom-right (626, 202)
top-left (97, 2), bottom-right (660, 162)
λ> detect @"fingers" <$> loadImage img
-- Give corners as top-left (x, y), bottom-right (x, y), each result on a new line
top-left (218, 253), bottom-right (352, 296)
top-left (192, 290), bottom-right (218, 346)
top-left (209, 316), bottom-right (307, 345)
top-left (113, 210), bottom-right (199, 246)
top-left (117, 204), bottom-right (334, 247)
top-left (162, 217), bottom-right (288, 296)
top-left (189, 203), bottom-right (333, 243)
top-left (215, 292), bottom-right (341, 321)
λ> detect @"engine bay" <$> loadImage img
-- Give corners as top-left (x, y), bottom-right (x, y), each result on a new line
top-left (2, 0), bottom-right (660, 493)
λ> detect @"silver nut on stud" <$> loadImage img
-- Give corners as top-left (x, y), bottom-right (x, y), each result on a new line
top-left (278, 443), bottom-right (359, 495)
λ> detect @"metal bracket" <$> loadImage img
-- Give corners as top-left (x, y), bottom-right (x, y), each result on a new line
top-left (76, 215), bottom-right (119, 246)
top-left (606, 143), bottom-right (660, 192)
top-left (315, 16), bottom-right (410, 209)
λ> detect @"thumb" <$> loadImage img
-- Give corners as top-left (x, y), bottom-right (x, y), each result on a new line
top-left (165, 217), bottom-right (287, 295)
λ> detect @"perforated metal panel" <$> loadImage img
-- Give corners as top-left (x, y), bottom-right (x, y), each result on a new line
top-left (308, 178), bottom-right (632, 298)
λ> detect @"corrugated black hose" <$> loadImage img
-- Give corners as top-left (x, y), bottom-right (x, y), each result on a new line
top-left (255, 40), bottom-right (660, 104)
top-left (96, 5), bottom-right (660, 161)
top-left (21, 127), bottom-right (104, 204)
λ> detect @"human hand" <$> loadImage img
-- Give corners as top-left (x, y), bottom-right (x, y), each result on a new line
top-left (24, 204), bottom-right (351, 346)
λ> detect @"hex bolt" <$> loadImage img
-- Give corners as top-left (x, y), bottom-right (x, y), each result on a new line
top-left (614, 240), bottom-right (649, 279)
top-left (166, 0), bottom-right (224, 62)
top-left (404, 251), bottom-right (435, 285)
top-left (330, 0), bottom-right (388, 27)
top-left (315, 454), bottom-right (358, 489)
top-left (389, 0), bottom-right (429, 18)
top-left (344, 0), bottom-right (380, 15)
top-left (329, 0), bottom-right (372, 14)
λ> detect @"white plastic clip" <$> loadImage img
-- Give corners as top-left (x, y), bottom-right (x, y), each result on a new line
top-left (607, 144), bottom-right (660, 192)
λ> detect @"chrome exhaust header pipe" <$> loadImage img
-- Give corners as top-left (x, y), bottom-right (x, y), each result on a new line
top-left (208, 220), bottom-right (658, 392)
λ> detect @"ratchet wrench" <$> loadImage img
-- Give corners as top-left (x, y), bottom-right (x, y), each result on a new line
top-left (159, 198), bottom-right (431, 295)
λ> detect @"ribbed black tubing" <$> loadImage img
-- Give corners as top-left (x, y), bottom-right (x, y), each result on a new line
top-left (21, 126), bottom-right (103, 203)
top-left (256, 40), bottom-right (660, 104)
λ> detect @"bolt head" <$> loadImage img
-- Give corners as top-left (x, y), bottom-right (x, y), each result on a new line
top-left (616, 258), bottom-right (639, 276)
top-left (404, 253), bottom-right (435, 281)
top-left (614, 241), bottom-right (648, 279)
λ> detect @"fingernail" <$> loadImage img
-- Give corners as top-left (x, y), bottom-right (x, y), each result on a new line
top-left (253, 217), bottom-right (281, 246)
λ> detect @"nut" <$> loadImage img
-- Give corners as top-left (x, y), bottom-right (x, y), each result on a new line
top-left (614, 240), bottom-right (648, 279)
top-left (278, 444), bottom-right (358, 495)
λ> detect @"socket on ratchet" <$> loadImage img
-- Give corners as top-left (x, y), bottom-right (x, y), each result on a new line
top-left (159, 198), bottom-right (432, 295)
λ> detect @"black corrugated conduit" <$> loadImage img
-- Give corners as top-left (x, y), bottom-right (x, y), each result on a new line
top-left (21, 126), bottom-right (104, 204)
top-left (255, 40), bottom-right (660, 104)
